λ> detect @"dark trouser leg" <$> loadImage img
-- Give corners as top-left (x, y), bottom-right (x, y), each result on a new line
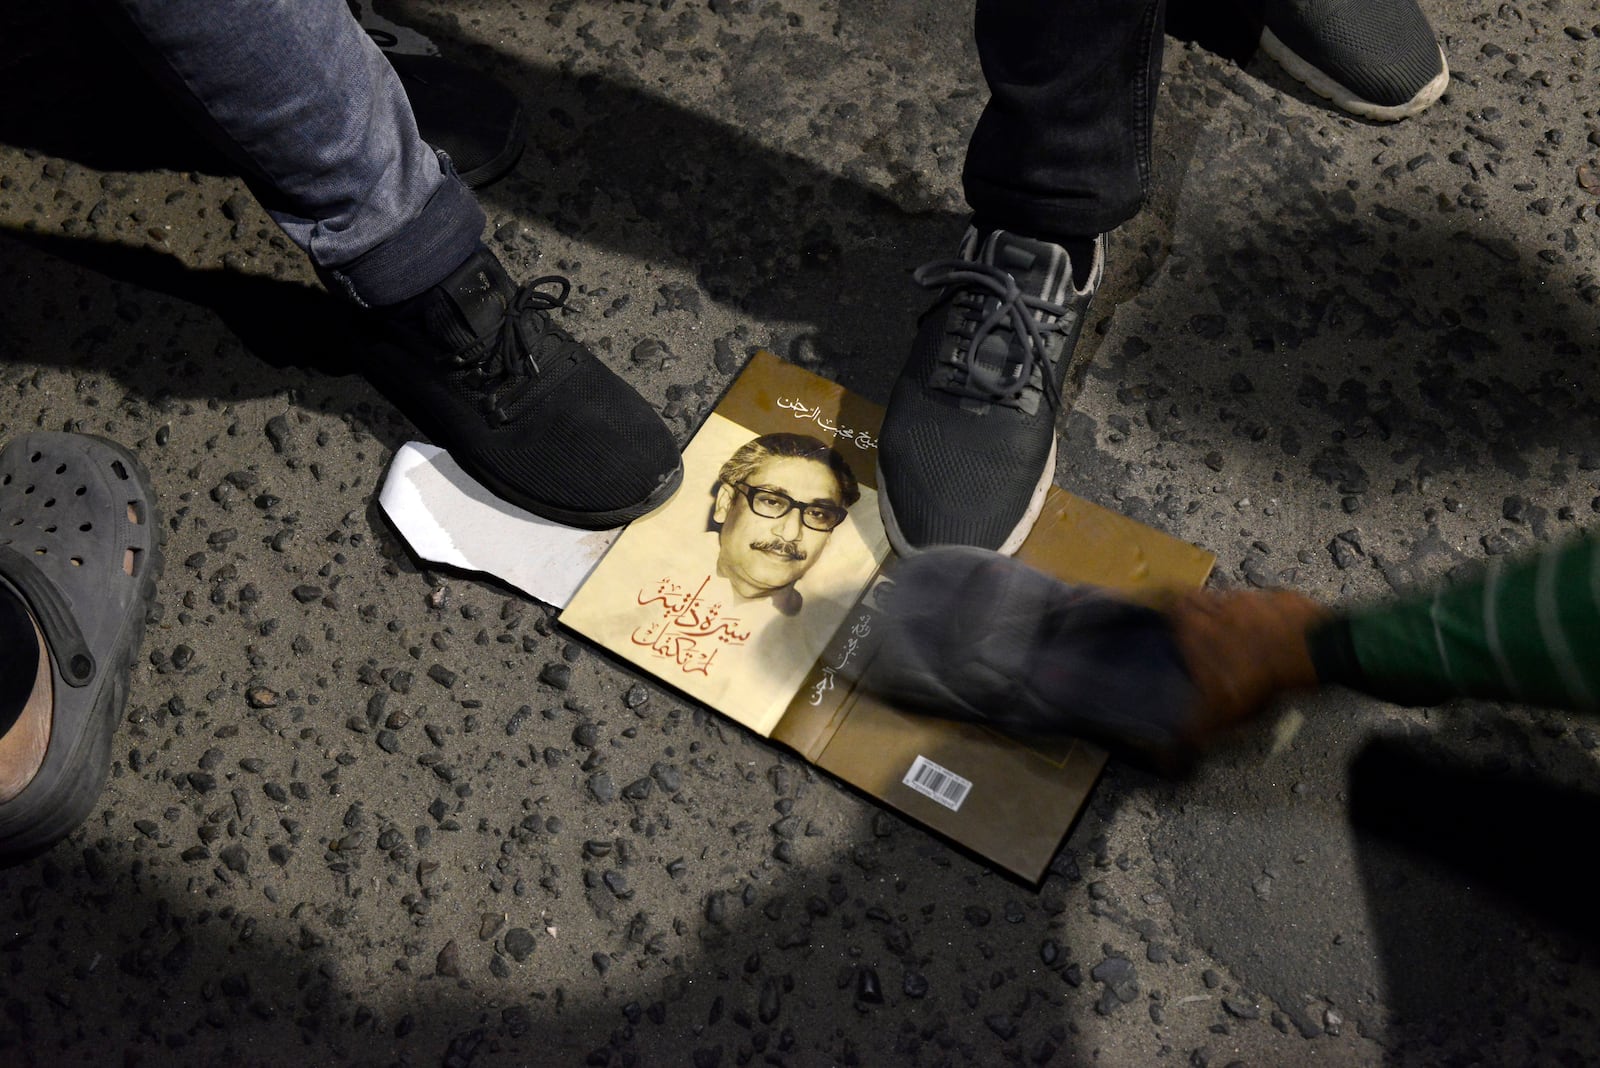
top-left (965, 0), bottom-right (1167, 240)
top-left (109, 0), bottom-right (484, 306)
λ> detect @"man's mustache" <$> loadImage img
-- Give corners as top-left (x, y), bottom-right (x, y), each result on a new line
top-left (750, 538), bottom-right (807, 561)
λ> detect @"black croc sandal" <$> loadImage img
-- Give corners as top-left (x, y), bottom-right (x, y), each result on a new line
top-left (0, 433), bottom-right (163, 861)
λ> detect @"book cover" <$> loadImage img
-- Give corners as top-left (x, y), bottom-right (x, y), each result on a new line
top-left (563, 351), bottom-right (1216, 881)
top-left (561, 352), bottom-right (891, 737)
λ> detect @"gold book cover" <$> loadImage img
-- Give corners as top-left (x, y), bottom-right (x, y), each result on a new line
top-left (563, 351), bottom-right (1214, 881)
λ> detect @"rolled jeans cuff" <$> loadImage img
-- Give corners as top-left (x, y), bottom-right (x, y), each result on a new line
top-left (321, 152), bottom-right (486, 308)
top-left (962, 180), bottom-right (1146, 242)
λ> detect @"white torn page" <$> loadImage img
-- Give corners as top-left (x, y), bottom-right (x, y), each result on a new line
top-left (378, 442), bottom-right (620, 609)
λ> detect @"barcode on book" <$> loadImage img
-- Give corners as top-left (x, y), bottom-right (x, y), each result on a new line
top-left (902, 756), bottom-right (972, 812)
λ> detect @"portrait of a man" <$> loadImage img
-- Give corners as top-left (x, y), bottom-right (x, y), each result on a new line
top-left (562, 408), bottom-right (890, 737)
top-left (709, 432), bottom-right (860, 616)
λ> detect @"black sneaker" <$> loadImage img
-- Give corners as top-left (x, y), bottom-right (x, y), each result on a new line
top-left (369, 246), bottom-right (682, 529)
top-left (877, 229), bottom-right (1102, 555)
top-left (388, 53), bottom-right (525, 189)
top-left (1260, 0), bottom-right (1448, 121)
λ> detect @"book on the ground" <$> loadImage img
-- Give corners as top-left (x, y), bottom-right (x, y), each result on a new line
top-left (560, 351), bottom-right (1214, 881)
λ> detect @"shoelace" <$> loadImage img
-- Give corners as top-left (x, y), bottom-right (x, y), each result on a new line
top-left (913, 259), bottom-right (1071, 407)
top-left (452, 277), bottom-right (582, 427)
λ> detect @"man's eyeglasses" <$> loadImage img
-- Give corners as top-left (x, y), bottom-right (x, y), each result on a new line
top-left (729, 482), bottom-right (849, 532)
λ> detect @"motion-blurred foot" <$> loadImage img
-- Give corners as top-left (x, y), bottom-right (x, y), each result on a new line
top-left (859, 547), bottom-right (1198, 766)
top-left (858, 548), bottom-right (1331, 767)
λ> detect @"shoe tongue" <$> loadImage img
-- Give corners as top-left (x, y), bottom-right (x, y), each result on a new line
top-left (432, 247), bottom-right (515, 347)
top-left (970, 232), bottom-right (1066, 380)
top-left (982, 232), bottom-right (1064, 303)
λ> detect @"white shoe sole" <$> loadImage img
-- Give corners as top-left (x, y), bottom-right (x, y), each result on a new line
top-left (1260, 28), bottom-right (1448, 122)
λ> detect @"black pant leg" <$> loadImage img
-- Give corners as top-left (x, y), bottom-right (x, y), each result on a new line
top-left (965, 0), bottom-right (1166, 238)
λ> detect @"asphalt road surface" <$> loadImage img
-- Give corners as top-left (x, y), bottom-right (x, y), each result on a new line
top-left (3, 1), bottom-right (1599, 1065)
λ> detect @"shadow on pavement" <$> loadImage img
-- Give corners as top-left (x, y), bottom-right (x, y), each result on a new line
top-left (6, 3), bottom-right (1600, 1064)
top-left (0, 783), bottom-right (1113, 1066)
top-left (1349, 730), bottom-right (1600, 1062)
top-left (0, 0), bottom-right (961, 405)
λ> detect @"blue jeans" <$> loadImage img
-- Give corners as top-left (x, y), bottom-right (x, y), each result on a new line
top-left (112, 0), bottom-right (1156, 296)
top-left (111, 0), bottom-right (484, 306)
top-left (967, 0), bottom-right (1166, 239)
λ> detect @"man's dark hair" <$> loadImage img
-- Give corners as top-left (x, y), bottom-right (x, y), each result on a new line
top-left (717, 433), bottom-right (861, 508)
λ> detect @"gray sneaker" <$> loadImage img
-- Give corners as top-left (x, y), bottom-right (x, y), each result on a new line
top-left (1260, 0), bottom-right (1448, 121)
top-left (878, 229), bottom-right (1102, 555)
